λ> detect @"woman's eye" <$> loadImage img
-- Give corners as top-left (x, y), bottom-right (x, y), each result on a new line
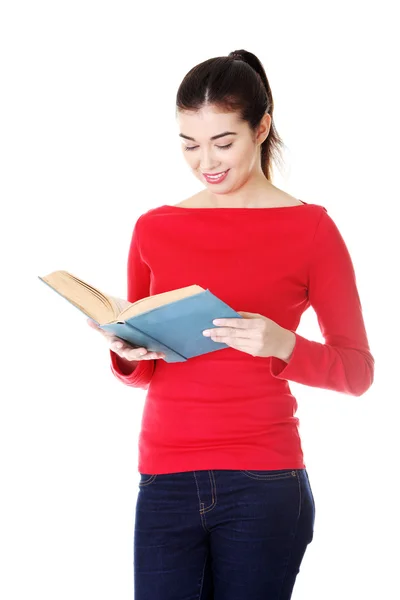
top-left (184, 143), bottom-right (233, 152)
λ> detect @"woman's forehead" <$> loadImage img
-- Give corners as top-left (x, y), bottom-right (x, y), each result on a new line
top-left (177, 108), bottom-right (243, 137)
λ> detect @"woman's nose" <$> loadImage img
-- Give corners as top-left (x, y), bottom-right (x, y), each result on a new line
top-left (200, 158), bottom-right (220, 171)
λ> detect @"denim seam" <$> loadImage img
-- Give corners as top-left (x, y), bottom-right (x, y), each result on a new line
top-left (138, 474), bottom-right (157, 487)
top-left (277, 469), bottom-right (302, 600)
top-left (197, 550), bottom-right (209, 600)
top-left (201, 470), bottom-right (217, 513)
top-left (296, 469), bottom-right (302, 522)
top-left (239, 470), bottom-right (297, 481)
top-left (193, 471), bottom-right (210, 533)
top-left (305, 470), bottom-right (316, 514)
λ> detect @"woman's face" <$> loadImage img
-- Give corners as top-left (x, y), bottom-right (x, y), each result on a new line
top-left (177, 105), bottom-right (271, 193)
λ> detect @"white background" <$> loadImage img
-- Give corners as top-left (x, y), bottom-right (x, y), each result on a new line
top-left (1, 1), bottom-right (399, 598)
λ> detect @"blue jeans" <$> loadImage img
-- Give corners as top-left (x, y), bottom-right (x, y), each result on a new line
top-left (134, 468), bottom-right (315, 599)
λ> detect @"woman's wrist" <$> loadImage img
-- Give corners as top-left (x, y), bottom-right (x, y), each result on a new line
top-left (277, 330), bottom-right (296, 363)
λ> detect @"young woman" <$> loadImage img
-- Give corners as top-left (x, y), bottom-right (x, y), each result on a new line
top-left (88, 49), bottom-right (374, 600)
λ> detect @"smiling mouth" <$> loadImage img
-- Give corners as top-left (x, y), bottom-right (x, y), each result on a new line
top-left (202, 169), bottom-right (230, 182)
top-left (202, 170), bottom-right (227, 176)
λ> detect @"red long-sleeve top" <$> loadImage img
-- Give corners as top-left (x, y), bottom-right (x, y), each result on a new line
top-left (109, 201), bottom-right (374, 474)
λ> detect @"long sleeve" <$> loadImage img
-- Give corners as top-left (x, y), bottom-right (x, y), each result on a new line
top-left (109, 217), bottom-right (155, 389)
top-left (270, 209), bottom-right (374, 396)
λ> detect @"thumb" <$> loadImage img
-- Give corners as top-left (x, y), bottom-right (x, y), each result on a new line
top-left (87, 318), bottom-right (100, 329)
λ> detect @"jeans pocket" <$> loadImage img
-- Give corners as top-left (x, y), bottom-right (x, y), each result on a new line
top-left (239, 469), bottom-right (298, 481)
top-left (138, 473), bottom-right (158, 487)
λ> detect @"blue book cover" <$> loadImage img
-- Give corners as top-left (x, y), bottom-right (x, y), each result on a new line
top-left (101, 290), bottom-right (243, 362)
top-left (38, 271), bottom-right (243, 363)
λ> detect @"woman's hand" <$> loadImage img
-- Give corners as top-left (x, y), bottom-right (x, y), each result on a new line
top-left (86, 318), bottom-right (166, 361)
top-left (202, 311), bottom-right (296, 361)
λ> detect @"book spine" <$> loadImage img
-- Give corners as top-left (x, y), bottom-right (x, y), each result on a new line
top-left (101, 321), bottom-right (187, 363)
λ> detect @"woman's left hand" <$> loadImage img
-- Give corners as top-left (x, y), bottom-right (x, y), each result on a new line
top-left (202, 311), bottom-right (296, 361)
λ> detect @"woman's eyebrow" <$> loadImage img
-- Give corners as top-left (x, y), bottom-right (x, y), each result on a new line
top-left (179, 131), bottom-right (238, 142)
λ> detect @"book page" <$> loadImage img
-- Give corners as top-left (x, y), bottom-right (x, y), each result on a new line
top-left (40, 270), bottom-right (116, 324)
top-left (116, 284), bottom-right (205, 321)
top-left (108, 296), bottom-right (132, 319)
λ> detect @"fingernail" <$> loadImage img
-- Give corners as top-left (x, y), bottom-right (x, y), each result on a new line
top-left (114, 342), bottom-right (122, 349)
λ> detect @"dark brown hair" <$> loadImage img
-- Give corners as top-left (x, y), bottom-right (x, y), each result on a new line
top-left (175, 49), bottom-right (286, 181)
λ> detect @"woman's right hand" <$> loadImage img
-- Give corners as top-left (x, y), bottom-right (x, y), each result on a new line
top-left (86, 318), bottom-right (166, 361)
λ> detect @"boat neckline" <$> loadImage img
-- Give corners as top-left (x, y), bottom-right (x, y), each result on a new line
top-left (160, 200), bottom-right (310, 211)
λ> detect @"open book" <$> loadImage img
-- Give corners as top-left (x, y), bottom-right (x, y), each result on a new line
top-left (38, 270), bottom-right (243, 363)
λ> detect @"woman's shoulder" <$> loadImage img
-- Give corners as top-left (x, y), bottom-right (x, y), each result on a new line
top-left (171, 190), bottom-right (326, 210)
top-left (144, 189), bottom-right (328, 214)
top-left (172, 191), bottom-right (306, 209)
